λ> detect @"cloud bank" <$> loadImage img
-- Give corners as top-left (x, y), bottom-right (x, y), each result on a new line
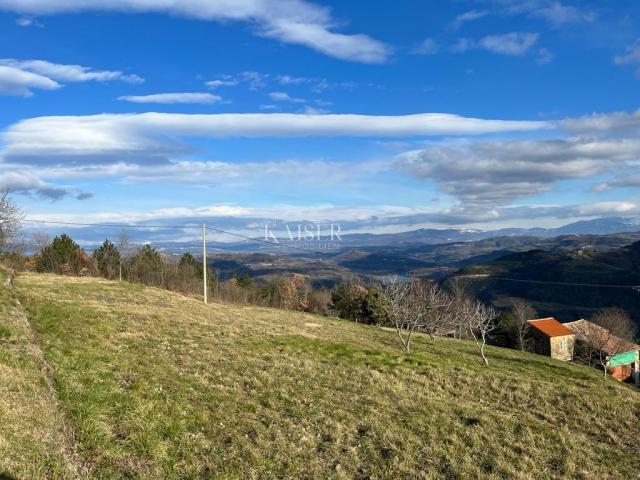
top-left (1, 112), bottom-right (550, 164)
top-left (0, 0), bottom-right (391, 63)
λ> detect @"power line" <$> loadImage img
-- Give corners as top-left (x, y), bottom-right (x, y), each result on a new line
top-left (492, 277), bottom-right (640, 290)
top-left (23, 219), bottom-right (200, 229)
top-left (205, 225), bottom-right (327, 254)
top-left (22, 218), bottom-right (328, 255)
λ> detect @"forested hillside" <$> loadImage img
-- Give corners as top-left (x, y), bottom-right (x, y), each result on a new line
top-left (457, 241), bottom-right (640, 325)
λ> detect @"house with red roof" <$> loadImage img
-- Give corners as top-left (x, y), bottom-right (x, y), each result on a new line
top-left (526, 317), bottom-right (575, 362)
top-left (564, 319), bottom-right (640, 385)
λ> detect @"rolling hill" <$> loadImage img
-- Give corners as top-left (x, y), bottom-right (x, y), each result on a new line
top-left (1, 271), bottom-right (639, 479)
top-left (455, 240), bottom-right (640, 326)
top-left (205, 232), bottom-right (640, 287)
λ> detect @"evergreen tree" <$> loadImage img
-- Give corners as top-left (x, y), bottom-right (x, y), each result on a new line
top-left (36, 234), bottom-right (95, 275)
top-left (331, 284), bottom-right (365, 321)
top-left (361, 287), bottom-right (390, 325)
top-left (130, 245), bottom-right (165, 285)
top-left (93, 239), bottom-right (121, 279)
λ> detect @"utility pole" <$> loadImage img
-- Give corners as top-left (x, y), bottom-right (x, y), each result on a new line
top-left (119, 261), bottom-right (122, 282)
top-left (203, 224), bottom-right (208, 304)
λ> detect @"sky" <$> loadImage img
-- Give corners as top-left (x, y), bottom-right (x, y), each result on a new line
top-left (2, 0), bottom-right (640, 240)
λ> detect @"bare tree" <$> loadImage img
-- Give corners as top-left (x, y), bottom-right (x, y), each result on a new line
top-left (31, 232), bottom-right (51, 254)
top-left (419, 282), bottom-right (455, 340)
top-left (383, 278), bottom-right (414, 353)
top-left (465, 300), bottom-right (499, 367)
top-left (0, 190), bottom-right (22, 249)
top-left (573, 308), bottom-right (637, 379)
top-left (116, 230), bottom-right (133, 281)
top-left (383, 278), bottom-right (452, 353)
top-left (511, 299), bottom-right (537, 351)
top-left (444, 277), bottom-right (472, 339)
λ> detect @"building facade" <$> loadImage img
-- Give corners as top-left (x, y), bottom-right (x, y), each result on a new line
top-left (527, 317), bottom-right (576, 362)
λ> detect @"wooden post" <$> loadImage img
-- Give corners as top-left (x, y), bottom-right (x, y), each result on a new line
top-left (203, 224), bottom-right (208, 304)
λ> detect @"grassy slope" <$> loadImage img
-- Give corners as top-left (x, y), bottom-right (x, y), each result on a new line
top-left (0, 270), bottom-right (78, 479)
top-left (3, 272), bottom-right (640, 479)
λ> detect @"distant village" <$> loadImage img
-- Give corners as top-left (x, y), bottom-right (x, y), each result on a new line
top-left (527, 316), bottom-right (640, 385)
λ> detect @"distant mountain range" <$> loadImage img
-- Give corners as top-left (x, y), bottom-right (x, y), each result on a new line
top-left (24, 215), bottom-right (640, 254)
top-left (333, 216), bottom-right (640, 248)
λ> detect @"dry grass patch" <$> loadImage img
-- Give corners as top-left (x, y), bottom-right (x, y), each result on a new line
top-left (5, 272), bottom-right (640, 479)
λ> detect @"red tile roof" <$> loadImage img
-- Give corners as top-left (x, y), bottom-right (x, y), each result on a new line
top-left (527, 317), bottom-right (574, 337)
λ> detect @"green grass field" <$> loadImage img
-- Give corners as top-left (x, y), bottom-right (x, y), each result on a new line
top-left (1, 272), bottom-right (639, 479)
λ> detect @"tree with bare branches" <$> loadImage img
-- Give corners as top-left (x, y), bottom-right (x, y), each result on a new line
top-left (0, 190), bottom-right (22, 249)
top-left (383, 278), bottom-right (452, 353)
top-left (571, 308), bottom-right (637, 379)
top-left (464, 299), bottom-right (500, 367)
top-left (511, 299), bottom-right (536, 351)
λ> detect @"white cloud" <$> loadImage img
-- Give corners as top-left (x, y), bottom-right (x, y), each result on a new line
top-left (0, 0), bottom-right (391, 63)
top-left (560, 108), bottom-right (640, 135)
top-left (119, 92), bottom-right (222, 104)
top-left (0, 59), bottom-right (143, 83)
top-left (0, 171), bottom-right (88, 200)
top-left (257, 20), bottom-right (390, 63)
top-left (301, 106), bottom-right (330, 114)
top-left (494, 1), bottom-right (595, 26)
top-left (0, 65), bottom-right (60, 96)
top-left (277, 74), bottom-right (309, 85)
top-left (451, 10), bottom-right (488, 30)
top-left (451, 38), bottom-right (474, 53)
top-left (268, 91), bottom-right (306, 103)
top-left (211, 71), bottom-right (359, 94)
top-left (205, 79), bottom-right (238, 89)
top-left (411, 38), bottom-right (440, 55)
top-left (26, 158), bottom-right (387, 186)
top-left (451, 32), bottom-right (539, 56)
top-left (395, 137), bottom-right (640, 205)
top-left (16, 15), bottom-right (40, 26)
top-left (614, 40), bottom-right (640, 78)
top-left (478, 32), bottom-right (539, 55)
top-left (615, 40), bottom-right (640, 65)
top-left (0, 58), bottom-right (143, 96)
top-left (530, 2), bottom-right (596, 25)
top-left (597, 174), bottom-right (640, 191)
top-left (1, 112), bottom-right (550, 164)
top-left (536, 47), bottom-right (554, 64)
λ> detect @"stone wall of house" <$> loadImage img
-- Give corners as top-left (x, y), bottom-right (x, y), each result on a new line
top-left (529, 328), bottom-right (551, 356)
top-left (549, 335), bottom-right (575, 362)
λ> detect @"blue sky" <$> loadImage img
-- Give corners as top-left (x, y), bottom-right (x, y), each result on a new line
top-left (2, 0), bottom-right (640, 238)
